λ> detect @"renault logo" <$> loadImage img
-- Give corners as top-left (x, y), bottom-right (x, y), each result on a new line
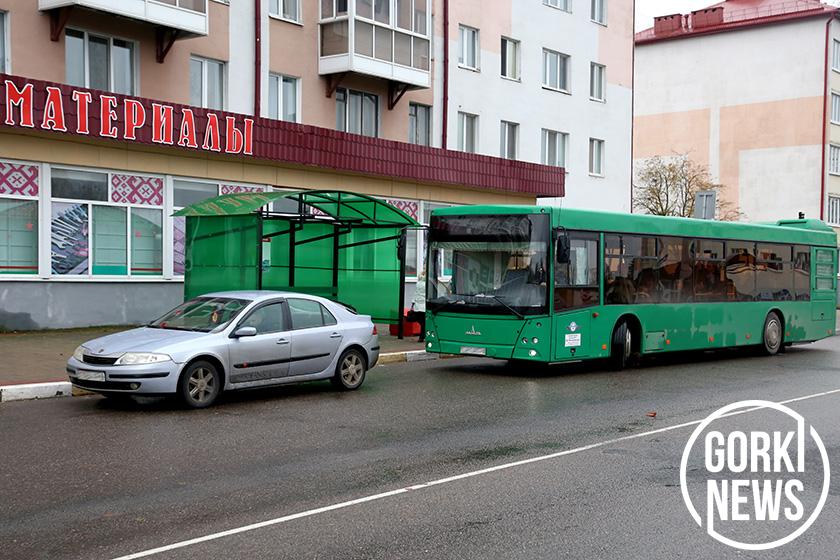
top-left (465, 325), bottom-right (482, 336)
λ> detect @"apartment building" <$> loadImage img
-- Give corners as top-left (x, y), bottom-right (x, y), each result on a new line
top-left (443, 0), bottom-right (635, 210)
top-left (0, 0), bottom-right (633, 329)
top-left (634, 0), bottom-right (840, 242)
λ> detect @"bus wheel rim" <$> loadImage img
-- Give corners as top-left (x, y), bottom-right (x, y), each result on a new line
top-left (624, 329), bottom-right (632, 360)
top-left (766, 318), bottom-right (781, 350)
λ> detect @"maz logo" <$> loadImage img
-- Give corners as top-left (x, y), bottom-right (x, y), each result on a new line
top-left (465, 325), bottom-right (482, 336)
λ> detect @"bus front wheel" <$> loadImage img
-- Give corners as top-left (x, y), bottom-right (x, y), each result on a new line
top-left (761, 312), bottom-right (783, 356)
top-left (610, 322), bottom-right (634, 370)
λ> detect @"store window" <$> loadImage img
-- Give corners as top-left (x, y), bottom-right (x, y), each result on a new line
top-left (172, 180), bottom-right (220, 276)
top-left (190, 56), bottom-right (225, 110)
top-left (50, 169), bottom-right (163, 277)
top-left (65, 29), bottom-right (135, 95)
top-left (0, 162), bottom-right (40, 275)
top-left (268, 74), bottom-right (299, 122)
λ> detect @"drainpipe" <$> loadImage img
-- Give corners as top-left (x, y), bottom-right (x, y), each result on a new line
top-left (254, 0), bottom-right (262, 117)
top-left (441, 0), bottom-right (449, 149)
top-left (629, 2), bottom-right (637, 213)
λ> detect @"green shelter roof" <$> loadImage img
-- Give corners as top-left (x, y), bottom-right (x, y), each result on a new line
top-left (174, 190), bottom-right (420, 226)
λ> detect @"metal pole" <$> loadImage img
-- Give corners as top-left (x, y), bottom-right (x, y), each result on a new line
top-left (256, 212), bottom-right (263, 290)
top-left (397, 229), bottom-right (406, 340)
top-left (332, 224), bottom-right (340, 298)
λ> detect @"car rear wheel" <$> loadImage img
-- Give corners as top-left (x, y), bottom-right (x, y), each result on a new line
top-left (762, 312), bottom-right (783, 356)
top-left (178, 360), bottom-right (221, 408)
top-left (331, 349), bottom-right (367, 390)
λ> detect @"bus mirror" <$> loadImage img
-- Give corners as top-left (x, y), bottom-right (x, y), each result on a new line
top-left (556, 232), bottom-right (571, 264)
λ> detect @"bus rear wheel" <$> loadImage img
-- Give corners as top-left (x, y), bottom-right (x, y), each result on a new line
top-left (610, 321), bottom-right (634, 370)
top-left (762, 312), bottom-right (783, 356)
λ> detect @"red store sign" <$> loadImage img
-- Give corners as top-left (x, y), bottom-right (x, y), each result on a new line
top-left (2, 75), bottom-right (253, 155)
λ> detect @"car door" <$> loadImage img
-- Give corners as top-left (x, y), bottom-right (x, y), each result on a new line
top-left (227, 300), bottom-right (292, 383)
top-left (287, 298), bottom-right (343, 377)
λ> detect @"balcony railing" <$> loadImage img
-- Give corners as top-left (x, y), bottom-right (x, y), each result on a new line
top-left (318, 0), bottom-right (431, 89)
top-left (39, 0), bottom-right (209, 36)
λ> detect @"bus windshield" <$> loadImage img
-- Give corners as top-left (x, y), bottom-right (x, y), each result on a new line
top-left (427, 214), bottom-right (550, 316)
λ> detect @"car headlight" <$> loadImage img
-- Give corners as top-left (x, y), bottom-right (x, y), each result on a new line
top-left (115, 352), bottom-right (172, 365)
top-left (73, 345), bottom-right (86, 362)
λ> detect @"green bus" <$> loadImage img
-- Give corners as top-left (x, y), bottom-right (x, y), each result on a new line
top-left (423, 206), bottom-right (838, 368)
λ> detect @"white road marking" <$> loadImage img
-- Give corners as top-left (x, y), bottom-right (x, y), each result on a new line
top-left (112, 388), bottom-right (840, 560)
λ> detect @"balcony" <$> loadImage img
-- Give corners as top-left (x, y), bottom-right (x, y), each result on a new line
top-left (319, 0), bottom-right (432, 100)
top-left (38, 0), bottom-right (209, 37)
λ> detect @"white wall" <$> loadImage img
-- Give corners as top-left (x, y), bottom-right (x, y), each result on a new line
top-left (443, 3), bottom-right (633, 212)
top-left (227, 0), bottom-right (256, 115)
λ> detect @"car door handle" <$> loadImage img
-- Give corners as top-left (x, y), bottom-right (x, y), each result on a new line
top-left (276, 338), bottom-right (290, 345)
top-left (329, 332), bottom-right (342, 338)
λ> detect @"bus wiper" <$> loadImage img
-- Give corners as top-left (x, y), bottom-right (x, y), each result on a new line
top-left (475, 294), bottom-right (524, 319)
top-left (429, 298), bottom-right (466, 313)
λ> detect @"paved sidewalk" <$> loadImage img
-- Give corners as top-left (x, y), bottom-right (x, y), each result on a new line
top-left (0, 324), bottom-right (425, 386)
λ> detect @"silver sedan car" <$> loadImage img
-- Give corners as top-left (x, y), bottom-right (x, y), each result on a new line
top-left (66, 291), bottom-right (380, 408)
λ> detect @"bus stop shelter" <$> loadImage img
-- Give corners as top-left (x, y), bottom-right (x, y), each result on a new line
top-left (174, 190), bottom-right (420, 336)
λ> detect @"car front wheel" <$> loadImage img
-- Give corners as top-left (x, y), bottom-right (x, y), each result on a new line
top-left (331, 349), bottom-right (367, 390)
top-left (178, 360), bottom-right (221, 408)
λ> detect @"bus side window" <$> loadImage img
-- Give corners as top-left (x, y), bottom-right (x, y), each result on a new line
top-left (555, 232), bottom-right (599, 311)
top-left (793, 245), bottom-right (811, 301)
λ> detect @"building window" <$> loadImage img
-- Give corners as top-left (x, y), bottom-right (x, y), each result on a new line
top-left (544, 0), bottom-right (571, 12)
top-left (336, 88), bottom-right (379, 137)
top-left (268, 74), bottom-right (299, 122)
top-left (830, 145), bottom-right (840, 176)
top-left (500, 121), bottom-right (518, 160)
top-left (834, 40), bottom-right (840, 72)
top-left (0, 12), bottom-right (7, 74)
top-left (458, 25), bottom-right (479, 70)
top-left (409, 103), bottom-right (432, 146)
top-left (50, 168), bottom-right (163, 277)
top-left (501, 37), bottom-right (520, 80)
top-left (589, 138), bottom-right (604, 176)
top-left (543, 49), bottom-right (569, 92)
top-left (828, 196), bottom-right (840, 226)
top-left (190, 56), bottom-right (225, 110)
top-left (541, 129), bottom-right (567, 168)
top-left (591, 0), bottom-right (606, 24)
top-left (590, 63), bottom-right (606, 101)
top-left (65, 29), bottom-right (136, 95)
top-left (832, 92), bottom-right (840, 125)
top-left (172, 180), bottom-right (220, 276)
top-left (269, 0), bottom-right (300, 22)
top-left (457, 112), bottom-right (478, 153)
top-left (0, 162), bottom-right (39, 276)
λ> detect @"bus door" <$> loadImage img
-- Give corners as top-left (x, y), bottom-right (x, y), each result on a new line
top-left (811, 246), bottom-right (837, 323)
top-left (552, 231), bottom-right (600, 360)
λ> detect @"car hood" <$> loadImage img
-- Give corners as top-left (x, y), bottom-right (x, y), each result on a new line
top-left (81, 327), bottom-right (211, 356)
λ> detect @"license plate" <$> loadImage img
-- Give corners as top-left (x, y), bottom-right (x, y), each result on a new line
top-left (75, 370), bottom-right (105, 382)
top-left (460, 346), bottom-right (486, 356)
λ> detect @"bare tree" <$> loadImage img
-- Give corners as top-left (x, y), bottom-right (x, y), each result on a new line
top-left (633, 155), bottom-right (742, 221)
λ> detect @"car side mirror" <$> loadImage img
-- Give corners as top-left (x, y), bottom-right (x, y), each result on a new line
top-left (233, 326), bottom-right (257, 338)
top-left (556, 232), bottom-right (571, 264)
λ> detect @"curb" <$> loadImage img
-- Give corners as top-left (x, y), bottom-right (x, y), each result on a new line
top-left (0, 350), bottom-right (457, 403)
top-left (0, 381), bottom-right (72, 402)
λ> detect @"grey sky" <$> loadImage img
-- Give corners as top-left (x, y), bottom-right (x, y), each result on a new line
top-left (635, 0), bottom-right (719, 31)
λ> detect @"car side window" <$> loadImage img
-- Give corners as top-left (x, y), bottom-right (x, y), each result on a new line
top-left (238, 302), bottom-right (286, 334)
top-left (321, 305), bottom-right (337, 326)
top-left (288, 298), bottom-right (326, 330)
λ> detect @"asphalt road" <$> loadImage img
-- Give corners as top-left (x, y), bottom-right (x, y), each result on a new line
top-left (2, 338), bottom-right (840, 560)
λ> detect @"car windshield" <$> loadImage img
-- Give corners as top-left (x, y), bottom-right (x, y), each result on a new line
top-left (427, 214), bottom-right (550, 316)
top-left (149, 297), bottom-right (251, 332)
